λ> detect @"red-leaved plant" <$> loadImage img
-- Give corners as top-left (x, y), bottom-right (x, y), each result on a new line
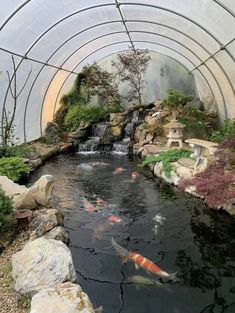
top-left (179, 151), bottom-right (235, 208)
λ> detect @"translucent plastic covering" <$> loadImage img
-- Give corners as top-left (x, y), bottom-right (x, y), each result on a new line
top-left (0, 0), bottom-right (234, 142)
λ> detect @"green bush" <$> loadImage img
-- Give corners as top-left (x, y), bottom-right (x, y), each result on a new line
top-left (163, 89), bottom-right (193, 111)
top-left (210, 119), bottom-right (235, 143)
top-left (142, 148), bottom-right (191, 177)
top-left (0, 187), bottom-right (13, 232)
top-left (0, 144), bottom-right (36, 158)
top-left (0, 157), bottom-right (30, 182)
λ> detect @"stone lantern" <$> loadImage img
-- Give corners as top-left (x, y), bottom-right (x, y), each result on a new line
top-left (163, 121), bottom-right (185, 148)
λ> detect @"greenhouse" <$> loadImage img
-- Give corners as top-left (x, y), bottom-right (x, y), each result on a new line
top-left (0, 1), bottom-right (235, 313)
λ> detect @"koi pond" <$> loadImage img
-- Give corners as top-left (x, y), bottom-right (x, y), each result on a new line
top-left (28, 153), bottom-right (235, 313)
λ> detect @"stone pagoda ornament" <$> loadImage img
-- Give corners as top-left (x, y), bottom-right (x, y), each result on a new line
top-left (163, 120), bottom-right (185, 148)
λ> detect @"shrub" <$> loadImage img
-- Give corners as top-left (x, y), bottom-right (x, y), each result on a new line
top-left (210, 119), bottom-right (235, 143)
top-left (0, 157), bottom-right (30, 182)
top-left (142, 148), bottom-right (191, 177)
top-left (0, 144), bottom-right (36, 158)
top-left (162, 89), bottom-right (193, 118)
top-left (0, 187), bottom-right (13, 232)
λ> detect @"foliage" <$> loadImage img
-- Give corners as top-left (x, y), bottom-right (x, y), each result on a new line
top-left (179, 118), bottom-right (211, 140)
top-left (17, 294), bottom-right (32, 310)
top-left (37, 136), bottom-right (55, 145)
top-left (142, 148), bottom-right (191, 177)
top-left (112, 48), bottom-right (151, 105)
top-left (0, 144), bottom-right (35, 158)
top-left (162, 89), bottom-right (193, 119)
top-left (0, 188), bottom-right (13, 233)
top-left (179, 159), bottom-right (235, 208)
top-left (82, 63), bottom-right (121, 106)
top-left (65, 105), bottom-right (108, 131)
top-left (217, 135), bottom-right (235, 151)
top-left (0, 157), bottom-right (30, 182)
top-left (210, 119), bottom-right (235, 143)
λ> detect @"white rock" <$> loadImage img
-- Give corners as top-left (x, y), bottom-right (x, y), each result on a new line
top-left (12, 238), bottom-right (76, 294)
top-left (14, 174), bottom-right (54, 210)
top-left (0, 175), bottom-right (27, 197)
top-left (30, 282), bottom-right (95, 313)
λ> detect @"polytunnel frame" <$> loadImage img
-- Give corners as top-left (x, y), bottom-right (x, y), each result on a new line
top-left (50, 39), bottom-right (218, 124)
top-left (40, 27), bottom-right (228, 137)
top-left (0, 1), bottom-right (234, 142)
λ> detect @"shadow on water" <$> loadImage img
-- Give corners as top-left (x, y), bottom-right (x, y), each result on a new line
top-left (27, 153), bottom-right (235, 313)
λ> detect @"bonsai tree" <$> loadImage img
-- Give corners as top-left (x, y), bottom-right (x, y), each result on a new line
top-left (112, 47), bottom-right (151, 105)
top-left (162, 89), bottom-right (193, 120)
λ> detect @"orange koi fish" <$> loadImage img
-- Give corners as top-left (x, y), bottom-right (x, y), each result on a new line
top-left (113, 167), bottom-right (126, 175)
top-left (111, 238), bottom-right (178, 281)
top-left (108, 215), bottom-right (122, 223)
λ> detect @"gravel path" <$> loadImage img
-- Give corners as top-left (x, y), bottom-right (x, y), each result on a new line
top-left (0, 228), bottom-right (29, 313)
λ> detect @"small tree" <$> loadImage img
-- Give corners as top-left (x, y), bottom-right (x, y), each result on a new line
top-left (162, 89), bottom-right (193, 120)
top-left (2, 55), bottom-right (32, 145)
top-left (82, 63), bottom-right (121, 107)
top-left (112, 47), bottom-right (151, 105)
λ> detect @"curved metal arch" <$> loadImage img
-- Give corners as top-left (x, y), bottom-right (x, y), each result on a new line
top-left (212, 0), bottom-right (235, 17)
top-left (0, 0), bottom-right (32, 31)
top-left (23, 18), bottom-right (234, 141)
top-left (47, 40), bottom-right (220, 136)
top-left (119, 2), bottom-right (235, 63)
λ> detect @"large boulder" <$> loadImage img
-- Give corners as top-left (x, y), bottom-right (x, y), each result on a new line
top-left (109, 113), bottom-right (127, 127)
top-left (30, 208), bottom-right (64, 240)
top-left (14, 174), bottom-right (54, 210)
top-left (0, 175), bottom-right (27, 197)
top-left (12, 238), bottom-right (76, 294)
top-left (30, 282), bottom-right (95, 313)
top-left (43, 226), bottom-right (70, 245)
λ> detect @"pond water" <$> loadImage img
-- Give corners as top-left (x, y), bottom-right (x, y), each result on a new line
top-left (28, 153), bottom-right (235, 313)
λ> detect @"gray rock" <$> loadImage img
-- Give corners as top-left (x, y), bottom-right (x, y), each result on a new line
top-left (43, 226), bottom-right (70, 245)
top-left (12, 238), bottom-right (76, 294)
top-left (28, 158), bottom-right (43, 169)
top-left (30, 208), bottom-right (64, 240)
top-left (30, 282), bottom-right (95, 313)
top-left (44, 122), bottom-right (60, 143)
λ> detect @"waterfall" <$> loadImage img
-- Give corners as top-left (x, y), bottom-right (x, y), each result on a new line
top-left (92, 122), bottom-right (109, 137)
top-left (77, 137), bottom-right (100, 154)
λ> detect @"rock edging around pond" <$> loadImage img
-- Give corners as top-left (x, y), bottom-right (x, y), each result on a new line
top-left (0, 174), bottom-right (98, 313)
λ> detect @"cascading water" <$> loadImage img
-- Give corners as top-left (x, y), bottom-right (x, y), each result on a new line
top-left (78, 122), bottom-right (110, 153)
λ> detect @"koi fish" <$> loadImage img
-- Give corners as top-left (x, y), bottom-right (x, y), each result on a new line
top-left (82, 197), bottom-right (96, 212)
top-left (131, 171), bottom-right (140, 179)
top-left (111, 238), bottom-right (178, 282)
top-left (113, 167), bottom-right (126, 175)
top-left (108, 215), bottom-right (122, 223)
top-left (128, 275), bottom-right (172, 291)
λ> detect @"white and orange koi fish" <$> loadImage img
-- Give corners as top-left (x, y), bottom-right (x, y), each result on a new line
top-left (82, 197), bottom-right (96, 212)
top-left (113, 167), bottom-right (126, 175)
top-left (111, 238), bottom-right (178, 282)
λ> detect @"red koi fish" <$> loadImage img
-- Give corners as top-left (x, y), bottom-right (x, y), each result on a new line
top-left (108, 215), bottom-right (122, 223)
top-left (113, 167), bottom-right (126, 175)
top-left (82, 198), bottom-right (96, 212)
top-left (111, 238), bottom-right (178, 281)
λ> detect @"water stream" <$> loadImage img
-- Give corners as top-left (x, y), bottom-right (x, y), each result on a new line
top-left (28, 153), bottom-right (235, 313)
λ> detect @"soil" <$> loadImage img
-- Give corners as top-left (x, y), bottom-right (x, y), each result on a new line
top-left (0, 225), bottom-right (29, 313)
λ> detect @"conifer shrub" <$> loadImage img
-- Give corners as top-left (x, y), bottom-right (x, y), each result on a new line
top-left (142, 148), bottom-right (191, 177)
top-left (0, 157), bottom-right (30, 182)
top-left (0, 187), bottom-right (13, 232)
top-left (0, 144), bottom-right (35, 158)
